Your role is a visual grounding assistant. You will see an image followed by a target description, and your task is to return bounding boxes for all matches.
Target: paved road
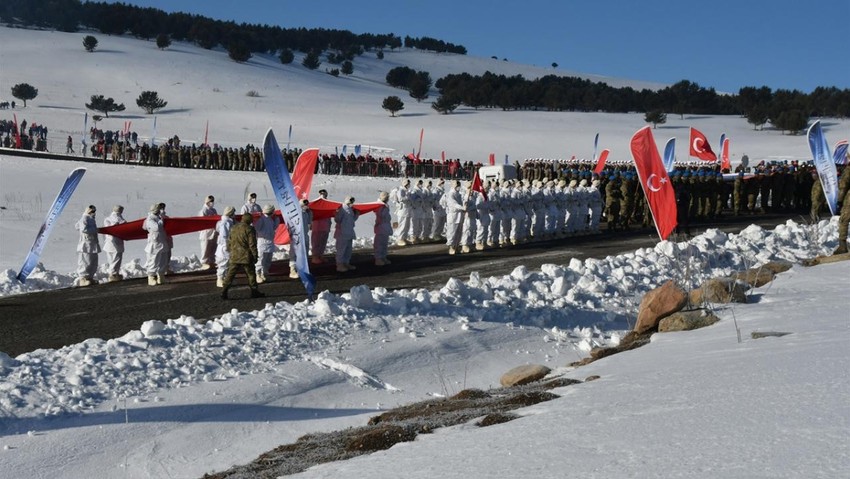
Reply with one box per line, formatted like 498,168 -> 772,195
0,214 -> 796,357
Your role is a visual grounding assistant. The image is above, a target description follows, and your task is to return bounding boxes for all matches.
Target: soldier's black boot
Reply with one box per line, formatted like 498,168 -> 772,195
250,289 -> 265,298
221,288 -> 229,300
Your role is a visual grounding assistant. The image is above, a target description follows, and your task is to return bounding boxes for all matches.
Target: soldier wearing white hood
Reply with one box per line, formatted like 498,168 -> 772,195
421,180 -> 435,242
102,204 -> 126,282
374,191 -> 393,266
500,181 -> 514,246
487,181 -> 502,247
430,180 -> 447,240
254,204 -> 280,283
410,179 -> 427,243
576,179 -> 591,233
142,203 -> 167,286
530,180 -> 546,239
334,196 -> 359,272
444,180 -> 469,254
565,180 -> 581,234
287,200 -> 312,279
554,180 -> 568,237
393,178 -> 413,246
474,182 -> 490,250
198,195 -> 218,270
588,179 -> 604,233
75,205 -> 101,287
214,206 -> 236,287
543,180 -> 559,238
311,189 -> 331,264
510,180 -> 526,244
459,182 -> 479,253
240,192 -> 262,215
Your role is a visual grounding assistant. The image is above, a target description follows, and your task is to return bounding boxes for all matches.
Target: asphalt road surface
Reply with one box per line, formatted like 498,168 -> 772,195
0,213 -> 801,357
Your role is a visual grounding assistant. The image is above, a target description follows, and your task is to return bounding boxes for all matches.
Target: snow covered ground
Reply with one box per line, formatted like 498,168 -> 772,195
1,25 -> 849,478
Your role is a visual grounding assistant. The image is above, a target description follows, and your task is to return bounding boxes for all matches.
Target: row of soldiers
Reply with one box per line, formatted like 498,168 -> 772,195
93,139 -> 273,172
390,177 -> 605,253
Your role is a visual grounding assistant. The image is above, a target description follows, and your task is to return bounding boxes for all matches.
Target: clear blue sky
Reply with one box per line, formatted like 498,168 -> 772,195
102,0 -> 849,93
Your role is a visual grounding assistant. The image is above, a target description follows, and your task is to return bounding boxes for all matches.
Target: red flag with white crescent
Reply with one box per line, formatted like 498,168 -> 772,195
416,128 -> 424,160
593,149 -> 610,174
689,127 -> 717,161
721,138 -> 731,171
441,150 -> 445,162
630,127 -> 677,240
471,170 -> 487,201
488,153 -> 495,166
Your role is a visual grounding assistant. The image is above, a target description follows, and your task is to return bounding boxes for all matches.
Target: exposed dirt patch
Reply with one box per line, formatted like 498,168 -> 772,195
202,379 -> 579,478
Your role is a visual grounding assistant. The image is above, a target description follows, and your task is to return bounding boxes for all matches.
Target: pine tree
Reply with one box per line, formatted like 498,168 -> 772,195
83,35 -> 98,52
279,48 -> 294,64
156,33 -> 171,50
431,95 -> 460,114
302,50 -> 321,70
644,110 -> 667,128
86,94 -> 126,118
382,96 -> 404,117
341,60 -> 354,75
11,83 -> 38,107
136,91 -> 168,114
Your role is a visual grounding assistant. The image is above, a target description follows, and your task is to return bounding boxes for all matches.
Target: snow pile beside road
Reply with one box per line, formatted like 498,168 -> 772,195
0,219 -> 837,422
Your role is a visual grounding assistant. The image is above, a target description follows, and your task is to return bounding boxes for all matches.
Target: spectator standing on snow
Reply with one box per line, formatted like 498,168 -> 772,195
76,205 -> 101,287
102,204 -> 126,282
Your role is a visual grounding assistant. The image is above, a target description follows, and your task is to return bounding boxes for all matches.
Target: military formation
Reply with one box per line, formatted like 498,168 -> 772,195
389,176 -> 605,254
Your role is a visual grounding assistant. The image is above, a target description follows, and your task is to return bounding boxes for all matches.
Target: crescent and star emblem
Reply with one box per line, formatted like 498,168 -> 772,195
646,173 -> 666,192
692,138 -> 705,153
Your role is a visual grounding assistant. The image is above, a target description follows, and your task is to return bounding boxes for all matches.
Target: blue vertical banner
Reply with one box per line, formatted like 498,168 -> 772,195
833,140 -> 848,165
17,168 -> 87,282
354,144 -> 361,157
663,137 -> 676,173
263,128 -> 316,298
592,132 -> 599,162
286,124 -> 292,152
807,120 -> 839,216
718,133 -> 726,157
81,113 -> 88,153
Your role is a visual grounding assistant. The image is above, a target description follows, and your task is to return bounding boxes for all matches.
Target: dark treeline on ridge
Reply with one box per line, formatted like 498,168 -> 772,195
432,74 -> 850,131
2,0 -> 848,131
0,0 -> 464,56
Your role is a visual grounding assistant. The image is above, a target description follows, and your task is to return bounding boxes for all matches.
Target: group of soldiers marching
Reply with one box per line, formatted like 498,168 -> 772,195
388,158 -> 848,254
390,176 -> 605,254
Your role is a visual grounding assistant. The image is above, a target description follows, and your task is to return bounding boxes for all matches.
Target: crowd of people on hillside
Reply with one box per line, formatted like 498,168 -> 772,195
1,117 -> 50,151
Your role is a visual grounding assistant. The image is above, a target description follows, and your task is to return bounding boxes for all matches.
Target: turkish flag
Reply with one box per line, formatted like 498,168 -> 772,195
471,171 -> 488,201
593,149 -> 610,174
630,127 -> 677,240
291,148 -> 319,200
689,127 -> 717,161
488,153 -> 495,166
721,138 -> 731,171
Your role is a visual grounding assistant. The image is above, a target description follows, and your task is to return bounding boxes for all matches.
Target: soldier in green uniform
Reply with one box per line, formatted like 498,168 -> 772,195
605,175 -> 622,232
835,167 -> 850,254
810,170 -> 825,222
220,213 -> 265,300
